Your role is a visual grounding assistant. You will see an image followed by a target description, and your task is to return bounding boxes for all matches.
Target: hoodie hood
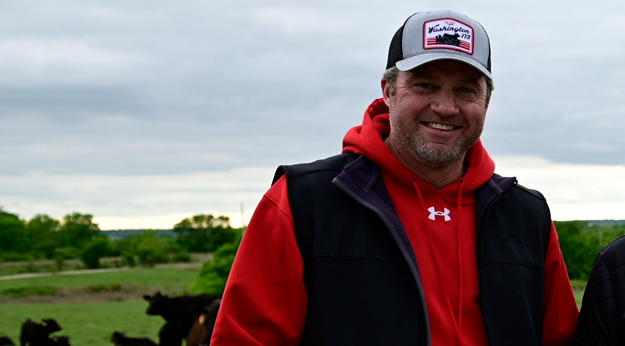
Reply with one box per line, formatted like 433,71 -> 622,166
342,98 -> 495,196
343,99 -> 497,343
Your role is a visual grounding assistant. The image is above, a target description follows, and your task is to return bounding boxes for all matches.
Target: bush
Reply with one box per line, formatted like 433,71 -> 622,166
110,230 -> 181,267
193,234 -> 242,294
136,234 -> 174,267
171,251 -> 191,263
81,238 -> 113,269
120,251 -> 136,267
32,240 -> 59,260
54,247 -> 80,271
0,252 -> 35,262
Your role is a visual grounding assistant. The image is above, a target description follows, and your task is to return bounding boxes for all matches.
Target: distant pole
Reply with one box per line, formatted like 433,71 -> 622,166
599,228 -> 602,247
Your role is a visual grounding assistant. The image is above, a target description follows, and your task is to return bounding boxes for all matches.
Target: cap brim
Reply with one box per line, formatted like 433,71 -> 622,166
396,52 -> 492,80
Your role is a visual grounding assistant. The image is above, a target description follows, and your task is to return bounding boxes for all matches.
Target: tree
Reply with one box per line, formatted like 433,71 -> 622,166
26,214 -> 61,259
135,230 -> 180,266
193,233 -> 242,294
114,234 -> 141,267
174,214 -> 238,252
136,235 -> 170,267
555,221 -> 602,280
81,237 -> 113,269
110,230 -> 185,267
58,212 -> 100,249
0,208 -> 29,256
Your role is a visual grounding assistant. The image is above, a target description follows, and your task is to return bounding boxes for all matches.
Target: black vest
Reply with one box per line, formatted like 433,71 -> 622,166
274,153 -> 552,346
573,234 -> 625,344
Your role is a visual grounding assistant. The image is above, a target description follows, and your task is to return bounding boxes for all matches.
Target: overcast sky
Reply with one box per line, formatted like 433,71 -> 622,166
2,0 -> 625,229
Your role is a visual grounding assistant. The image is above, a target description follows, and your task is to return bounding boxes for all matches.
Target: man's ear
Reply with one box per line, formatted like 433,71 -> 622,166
381,78 -> 391,106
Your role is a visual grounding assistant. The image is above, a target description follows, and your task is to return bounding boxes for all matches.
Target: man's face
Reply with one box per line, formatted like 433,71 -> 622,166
383,60 -> 489,167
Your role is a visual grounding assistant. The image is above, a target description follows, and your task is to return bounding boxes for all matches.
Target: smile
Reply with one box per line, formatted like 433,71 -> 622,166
424,122 -> 457,131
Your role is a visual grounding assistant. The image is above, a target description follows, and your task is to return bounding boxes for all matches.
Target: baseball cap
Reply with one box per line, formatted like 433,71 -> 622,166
386,10 -> 492,80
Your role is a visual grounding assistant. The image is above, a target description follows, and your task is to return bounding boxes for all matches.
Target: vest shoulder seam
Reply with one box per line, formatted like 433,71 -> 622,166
514,184 -> 547,201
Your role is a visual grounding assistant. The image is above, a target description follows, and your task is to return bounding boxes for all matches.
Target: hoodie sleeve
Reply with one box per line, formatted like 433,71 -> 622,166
542,222 -> 580,345
210,176 -> 308,346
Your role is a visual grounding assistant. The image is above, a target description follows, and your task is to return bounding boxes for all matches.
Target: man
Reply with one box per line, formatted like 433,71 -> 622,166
211,10 -> 579,345
573,235 -> 625,345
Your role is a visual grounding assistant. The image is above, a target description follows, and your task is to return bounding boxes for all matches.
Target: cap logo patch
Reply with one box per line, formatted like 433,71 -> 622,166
423,18 -> 474,55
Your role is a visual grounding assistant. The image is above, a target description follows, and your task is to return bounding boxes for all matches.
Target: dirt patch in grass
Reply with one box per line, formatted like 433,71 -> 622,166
0,253 -> 210,277
0,284 -> 181,304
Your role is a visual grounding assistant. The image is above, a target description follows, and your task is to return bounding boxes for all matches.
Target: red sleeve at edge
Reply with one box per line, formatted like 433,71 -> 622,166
542,222 -> 579,346
211,176 -> 307,346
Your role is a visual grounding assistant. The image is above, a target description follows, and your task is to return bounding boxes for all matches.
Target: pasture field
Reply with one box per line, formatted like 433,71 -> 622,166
0,267 -> 199,295
0,266 -> 200,346
0,265 -> 587,346
0,300 -> 161,346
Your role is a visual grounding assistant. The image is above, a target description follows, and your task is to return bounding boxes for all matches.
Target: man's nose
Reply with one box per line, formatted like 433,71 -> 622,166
430,89 -> 459,116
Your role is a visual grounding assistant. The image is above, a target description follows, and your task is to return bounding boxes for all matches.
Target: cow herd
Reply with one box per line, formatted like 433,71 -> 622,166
0,318 -> 68,346
141,292 -> 222,346
0,292 -> 222,346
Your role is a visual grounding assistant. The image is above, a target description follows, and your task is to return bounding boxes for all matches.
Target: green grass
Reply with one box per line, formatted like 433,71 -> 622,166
0,300 -> 162,346
0,268 -> 199,293
0,265 -> 588,345
0,267 -> 201,346
571,279 -> 586,310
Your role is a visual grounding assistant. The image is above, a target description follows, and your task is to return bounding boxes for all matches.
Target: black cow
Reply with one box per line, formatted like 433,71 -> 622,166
110,332 -> 157,346
45,337 -> 70,346
20,319 -> 62,346
186,299 -> 221,346
436,33 -> 461,46
0,336 -> 16,346
156,322 -> 182,346
143,292 -> 221,346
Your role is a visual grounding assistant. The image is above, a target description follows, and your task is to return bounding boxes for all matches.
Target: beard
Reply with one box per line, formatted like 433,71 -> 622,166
408,133 -> 472,165
388,116 -> 484,166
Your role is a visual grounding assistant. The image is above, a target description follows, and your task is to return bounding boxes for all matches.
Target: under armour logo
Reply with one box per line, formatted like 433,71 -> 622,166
428,207 -> 451,221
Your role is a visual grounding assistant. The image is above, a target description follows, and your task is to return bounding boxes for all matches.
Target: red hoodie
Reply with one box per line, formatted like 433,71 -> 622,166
211,99 -> 579,345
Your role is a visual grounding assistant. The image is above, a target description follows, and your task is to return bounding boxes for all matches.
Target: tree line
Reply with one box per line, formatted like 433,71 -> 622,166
2,205 -> 621,291
0,208 -> 242,271
555,220 -> 625,280
194,220 -> 625,294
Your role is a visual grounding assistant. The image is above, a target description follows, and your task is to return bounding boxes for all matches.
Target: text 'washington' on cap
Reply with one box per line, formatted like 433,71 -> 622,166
386,9 -> 492,80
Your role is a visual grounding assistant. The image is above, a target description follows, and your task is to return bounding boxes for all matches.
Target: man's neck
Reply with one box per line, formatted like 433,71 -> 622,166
408,160 -> 465,189
385,138 -> 466,189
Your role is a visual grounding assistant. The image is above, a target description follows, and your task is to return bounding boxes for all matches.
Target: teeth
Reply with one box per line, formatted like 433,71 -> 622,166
426,122 -> 455,131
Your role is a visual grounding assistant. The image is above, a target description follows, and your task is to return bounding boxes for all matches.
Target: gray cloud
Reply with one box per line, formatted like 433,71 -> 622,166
2,0 -> 625,225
